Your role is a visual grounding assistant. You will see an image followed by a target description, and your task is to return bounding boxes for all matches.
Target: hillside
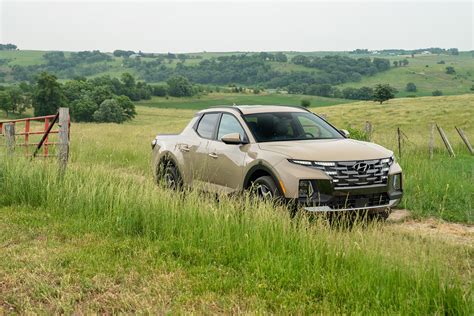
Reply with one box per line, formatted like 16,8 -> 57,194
339,52 -> 474,97
1,50 -> 473,98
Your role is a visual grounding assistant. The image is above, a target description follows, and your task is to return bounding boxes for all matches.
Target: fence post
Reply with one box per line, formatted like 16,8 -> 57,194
436,124 -> 455,157
429,124 -> 435,159
397,127 -> 402,159
4,123 -> 15,156
319,113 -> 327,120
455,127 -> 473,155
365,121 -> 372,141
58,108 -> 70,172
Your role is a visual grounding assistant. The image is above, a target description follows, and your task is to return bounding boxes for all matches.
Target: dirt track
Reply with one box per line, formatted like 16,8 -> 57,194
388,210 -> 474,247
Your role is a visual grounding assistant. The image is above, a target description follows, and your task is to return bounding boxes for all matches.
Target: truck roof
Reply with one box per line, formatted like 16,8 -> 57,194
199,105 -> 309,115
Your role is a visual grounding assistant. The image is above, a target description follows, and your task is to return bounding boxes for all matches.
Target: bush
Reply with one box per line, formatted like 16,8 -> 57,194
346,127 -> 370,141
445,66 -> 456,75
93,99 -> 126,123
405,82 -> 417,92
300,98 -> 311,108
167,75 -> 194,97
432,90 -> 443,96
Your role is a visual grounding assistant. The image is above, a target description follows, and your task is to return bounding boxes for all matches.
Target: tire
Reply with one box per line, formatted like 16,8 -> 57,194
252,175 -> 282,201
158,161 -> 182,190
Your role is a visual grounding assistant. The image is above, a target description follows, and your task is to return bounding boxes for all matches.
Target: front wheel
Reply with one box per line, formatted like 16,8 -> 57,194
157,160 -> 183,190
252,176 -> 282,201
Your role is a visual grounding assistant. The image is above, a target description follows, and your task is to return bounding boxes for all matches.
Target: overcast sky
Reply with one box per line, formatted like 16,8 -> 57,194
1,0 -> 472,53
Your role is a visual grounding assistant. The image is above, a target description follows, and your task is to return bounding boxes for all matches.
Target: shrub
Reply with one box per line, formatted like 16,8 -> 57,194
432,90 -> 443,96
93,99 -> 126,123
300,98 -> 311,108
346,127 -> 370,141
445,66 -> 456,75
167,75 -> 194,97
405,82 -> 417,92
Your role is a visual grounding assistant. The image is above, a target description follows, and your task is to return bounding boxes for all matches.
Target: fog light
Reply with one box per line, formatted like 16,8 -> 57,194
392,173 -> 402,190
299,180 -> 314,198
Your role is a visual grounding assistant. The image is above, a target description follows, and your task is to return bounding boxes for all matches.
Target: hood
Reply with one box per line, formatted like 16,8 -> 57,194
258,139 -> 392,161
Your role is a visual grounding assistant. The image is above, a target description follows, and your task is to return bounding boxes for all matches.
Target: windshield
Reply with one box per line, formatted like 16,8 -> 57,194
243,112 -> 343,142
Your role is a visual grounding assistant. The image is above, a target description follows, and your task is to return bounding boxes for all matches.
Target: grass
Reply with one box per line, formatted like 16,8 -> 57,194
0,160 -> 472,314
137,92 -> 354,110
0,94 -> 472,312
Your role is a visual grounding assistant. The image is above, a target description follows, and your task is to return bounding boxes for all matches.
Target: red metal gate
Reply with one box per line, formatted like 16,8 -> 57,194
0,108 -> 70,159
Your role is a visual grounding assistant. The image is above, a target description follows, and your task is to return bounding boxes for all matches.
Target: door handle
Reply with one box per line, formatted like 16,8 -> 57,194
208,152 -> 218,159
180,144 -> 190,152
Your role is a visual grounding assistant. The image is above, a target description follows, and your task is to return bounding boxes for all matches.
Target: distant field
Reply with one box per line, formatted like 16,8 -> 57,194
339,52 -> 474,96
136,92 -> 354,110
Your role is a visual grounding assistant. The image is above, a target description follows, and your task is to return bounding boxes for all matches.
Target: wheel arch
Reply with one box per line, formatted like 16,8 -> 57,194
243,163 -> 285,196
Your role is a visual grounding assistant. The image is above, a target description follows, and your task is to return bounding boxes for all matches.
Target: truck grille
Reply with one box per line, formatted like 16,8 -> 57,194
312,158 -> 393,188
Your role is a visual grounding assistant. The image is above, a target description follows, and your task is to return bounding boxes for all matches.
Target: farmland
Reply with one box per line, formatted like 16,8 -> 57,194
0,93 -> 473,313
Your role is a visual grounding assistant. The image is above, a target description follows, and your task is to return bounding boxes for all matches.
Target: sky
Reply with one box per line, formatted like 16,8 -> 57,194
0,0 -> 472,53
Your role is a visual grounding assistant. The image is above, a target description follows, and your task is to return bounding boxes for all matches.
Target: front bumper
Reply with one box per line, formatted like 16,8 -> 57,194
296,175 -> 403,213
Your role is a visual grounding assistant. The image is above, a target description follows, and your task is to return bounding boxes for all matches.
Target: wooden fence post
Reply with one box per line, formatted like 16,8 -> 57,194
365,121 -> 372,141
58,108 -> 70,172
436,124 -> 455,157
429,124 -> 435,159
4,123 -> 15,156
397,127 -> 402,159
455,127 -> 473,155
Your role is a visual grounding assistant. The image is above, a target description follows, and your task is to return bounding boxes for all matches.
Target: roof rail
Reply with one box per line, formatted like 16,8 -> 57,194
285,105 -> 312,113
208,105 -> 244,115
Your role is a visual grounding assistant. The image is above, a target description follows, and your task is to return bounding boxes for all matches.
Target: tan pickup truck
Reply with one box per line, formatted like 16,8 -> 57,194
152,105 -> 403,217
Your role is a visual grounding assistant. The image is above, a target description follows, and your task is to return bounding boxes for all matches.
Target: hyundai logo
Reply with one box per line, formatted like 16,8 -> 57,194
353,162 -> 369,174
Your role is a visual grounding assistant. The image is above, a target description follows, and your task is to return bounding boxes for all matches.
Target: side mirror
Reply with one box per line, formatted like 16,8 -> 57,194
340,129 -> 350,138
222,133 -> 246,145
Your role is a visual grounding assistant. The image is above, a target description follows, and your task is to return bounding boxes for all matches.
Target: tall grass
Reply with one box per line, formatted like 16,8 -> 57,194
0,158 -> 471,313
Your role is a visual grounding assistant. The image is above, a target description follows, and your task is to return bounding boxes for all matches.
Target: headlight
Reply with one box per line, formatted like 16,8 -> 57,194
381,155 -> 395,165
392,173 -> 402,190
288,159 -> 313,166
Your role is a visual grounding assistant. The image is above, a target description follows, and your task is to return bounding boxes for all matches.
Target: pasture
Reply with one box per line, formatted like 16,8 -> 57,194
0,94 -> 472,313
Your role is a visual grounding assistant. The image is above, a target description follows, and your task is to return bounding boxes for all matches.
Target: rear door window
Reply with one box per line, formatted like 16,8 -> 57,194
196,113 -> 220,139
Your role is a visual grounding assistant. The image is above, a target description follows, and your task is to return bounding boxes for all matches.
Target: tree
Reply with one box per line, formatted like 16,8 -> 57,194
152,84 -> 167,97
70,95 -> 98,122
405,82 -> 417,92
0,91 -> 13,117
33,72 -> 64,116
93,99 -> 126,123
274,52 -> 288,62
432,90 -> 443,96
373,84 -> 396,104
167,75 -> 194,97
445,66 -> 456,74
301,98 -> 311,108
402,59 -> 409,66
114,95 -> 136,120
393,61 -> 399,67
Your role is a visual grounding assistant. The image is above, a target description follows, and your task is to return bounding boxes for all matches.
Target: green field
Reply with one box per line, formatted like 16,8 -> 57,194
137,92 -> 354,110
0,93 -> 473,313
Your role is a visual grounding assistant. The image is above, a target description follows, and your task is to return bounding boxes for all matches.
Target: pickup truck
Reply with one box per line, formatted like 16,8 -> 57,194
152,105 -> 403,218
